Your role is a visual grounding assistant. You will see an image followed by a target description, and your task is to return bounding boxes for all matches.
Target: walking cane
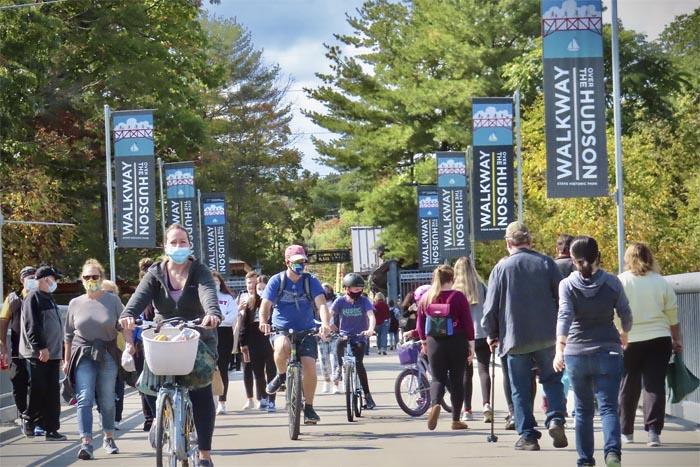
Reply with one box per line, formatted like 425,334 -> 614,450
486,349 -> 498,442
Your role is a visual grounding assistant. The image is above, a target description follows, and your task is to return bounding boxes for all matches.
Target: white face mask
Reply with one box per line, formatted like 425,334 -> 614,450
25,278 -> 38,291
47,279 -> 58,293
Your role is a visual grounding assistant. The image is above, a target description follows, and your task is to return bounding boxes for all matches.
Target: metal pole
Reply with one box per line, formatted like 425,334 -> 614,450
158,158 -> 166,245
611,0 -> 626,273
197,189 -> 203,260
0,207 -> 4,305
104,105 -> 116,281
515,90 -> 523,222
467,145 -> 475,264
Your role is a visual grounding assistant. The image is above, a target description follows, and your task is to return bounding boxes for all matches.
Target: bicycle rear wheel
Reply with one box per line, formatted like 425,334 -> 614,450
344,363 -> 354,422
156,393 -> 177,467
395,368 -> 430,417
288,366 -> 302,440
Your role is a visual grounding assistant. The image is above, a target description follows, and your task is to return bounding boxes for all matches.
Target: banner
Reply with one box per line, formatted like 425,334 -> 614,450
165,162 -> 199,257
542,0 -> 608,198
417,186 -> 441,269
436,152 -> 469,258
472,98 -> 516,240
113,110 -> 156,248
201,193 -> 229,276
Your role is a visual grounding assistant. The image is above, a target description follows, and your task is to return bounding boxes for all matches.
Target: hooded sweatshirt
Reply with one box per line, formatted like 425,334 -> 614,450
557,269 -> 633,356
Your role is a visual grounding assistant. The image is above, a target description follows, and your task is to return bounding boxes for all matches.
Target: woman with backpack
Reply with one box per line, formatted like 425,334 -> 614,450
416,265 -> 474,431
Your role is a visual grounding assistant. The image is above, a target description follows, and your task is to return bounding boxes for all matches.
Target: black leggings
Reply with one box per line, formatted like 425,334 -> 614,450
427,333 -> 468,421
245,330 -> 276,402
216,327 -> 234,402
463,338 -> 491,410
336,339 -> 371,395
189,385 -> 215,451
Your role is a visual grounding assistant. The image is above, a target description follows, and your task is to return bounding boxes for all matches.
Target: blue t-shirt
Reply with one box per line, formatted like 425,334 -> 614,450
262,272 -> 325,331
331,295 -> 375,337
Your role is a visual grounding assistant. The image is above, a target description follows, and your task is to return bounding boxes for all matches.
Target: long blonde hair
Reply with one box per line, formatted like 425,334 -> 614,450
453,257 -> 483,305
420,265 -> 454,309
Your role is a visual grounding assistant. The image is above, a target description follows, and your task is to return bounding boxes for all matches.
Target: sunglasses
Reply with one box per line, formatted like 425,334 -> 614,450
82,275 -> 101,281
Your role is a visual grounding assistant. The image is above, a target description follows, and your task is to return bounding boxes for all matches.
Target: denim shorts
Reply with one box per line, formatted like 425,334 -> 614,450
270,330 -> 318,360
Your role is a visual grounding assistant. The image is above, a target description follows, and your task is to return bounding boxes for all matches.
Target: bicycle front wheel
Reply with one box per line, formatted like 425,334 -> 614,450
182,397 -> 198,467
353,370 -> 362,418
395,368 -> 430,417
156,393 -> 177,467
287,366 -> 303,440
344,363 -> 354,422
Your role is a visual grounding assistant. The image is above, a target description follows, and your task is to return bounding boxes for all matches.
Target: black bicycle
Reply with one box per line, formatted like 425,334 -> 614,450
335,333 -> 367,422
278,328 -> 318,440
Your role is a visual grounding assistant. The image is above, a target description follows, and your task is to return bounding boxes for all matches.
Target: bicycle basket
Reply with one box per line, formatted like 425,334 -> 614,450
142,327 -> 200,376
397,341 -> 421,365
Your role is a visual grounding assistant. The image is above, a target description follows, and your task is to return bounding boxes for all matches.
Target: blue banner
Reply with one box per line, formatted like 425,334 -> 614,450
201,193 -> 229,276
165,161 -> 199,257
436,152 -> 469,258
417,186 -> 441,269
542,0 -> 608,198
472,98 -> 515,241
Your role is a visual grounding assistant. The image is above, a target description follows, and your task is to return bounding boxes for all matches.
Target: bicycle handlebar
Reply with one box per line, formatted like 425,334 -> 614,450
134,317 -> 203,331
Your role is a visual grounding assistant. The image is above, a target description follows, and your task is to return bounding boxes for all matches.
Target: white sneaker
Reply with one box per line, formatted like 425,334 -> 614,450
461,411 -> 473,421
483,403 -> 493,423
113,420 -> 120,431
322,381 -> 331,394
621,433 -> 633,444
647,431 -> 660,447
216,402 -> 226,415
242,399 -> 254,410
332,384 -> 341,394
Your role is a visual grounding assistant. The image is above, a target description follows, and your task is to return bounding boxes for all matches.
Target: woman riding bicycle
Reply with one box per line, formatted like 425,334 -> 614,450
120,224 -> 222,467
331,273 -> 377,409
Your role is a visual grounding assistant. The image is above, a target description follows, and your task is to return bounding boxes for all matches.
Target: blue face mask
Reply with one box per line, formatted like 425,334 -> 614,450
48,279 -> 58,293
26,278 -> 38,291
290,262 -> 305,275
215,284 -> 221,292
165,246 -> 191,265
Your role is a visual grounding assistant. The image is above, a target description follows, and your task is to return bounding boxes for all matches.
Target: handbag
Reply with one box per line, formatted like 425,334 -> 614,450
666,351 -> 700,404
211,368 -> 225,396
424,291 -> 458,337
175,339 -> 218,390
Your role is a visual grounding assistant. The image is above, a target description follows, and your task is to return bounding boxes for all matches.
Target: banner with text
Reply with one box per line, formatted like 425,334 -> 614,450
542,0 -> 608,198
472,97 -> 515,241
417,186 -> 441,269
165,161 -> 199,257
113,110 -> 156,248
436,152 -> 469,258
201,193 -> 229,276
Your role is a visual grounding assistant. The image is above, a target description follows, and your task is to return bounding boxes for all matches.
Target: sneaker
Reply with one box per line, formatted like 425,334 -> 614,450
77,442 -> 94,460
241,399 -> 254,410
21,419 -> 35,438
198,460 -> 214,467
216,402 -> 226,415
303,405 -> 321,425
365,394 -> 376,410
34,426 -> 46,436
427,404 -> 441,431
322,381 -> 331,394
647,430 -> 660,447
514,436 -> 541,451
548,418 -> 568,448
621,433 -> 633,444
143,419 -> 153,432
452,420 -> 469,430
267,401 -> 276,412
266,374 -> 286,395
605,451 -> 622,467
332,384 -> 341,395
258,398 -> 269,410
114,420 -> 121,431
45,431 -> 67,441
103,436 -> 119,454
483,403 -> 494,423
461,410 -> 473,421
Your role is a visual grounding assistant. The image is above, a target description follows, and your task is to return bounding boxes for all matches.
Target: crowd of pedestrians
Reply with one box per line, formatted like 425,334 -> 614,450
0,225 -> 685,467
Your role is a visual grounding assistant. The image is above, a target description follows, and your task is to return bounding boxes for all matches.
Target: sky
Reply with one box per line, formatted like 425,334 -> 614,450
204,0 -> 699,175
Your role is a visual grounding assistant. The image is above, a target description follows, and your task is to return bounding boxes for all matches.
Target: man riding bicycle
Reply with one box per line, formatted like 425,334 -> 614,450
258,245 -> 331,425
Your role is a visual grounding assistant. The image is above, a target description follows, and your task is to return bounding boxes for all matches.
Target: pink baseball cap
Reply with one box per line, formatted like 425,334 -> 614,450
285,244 -> 308,262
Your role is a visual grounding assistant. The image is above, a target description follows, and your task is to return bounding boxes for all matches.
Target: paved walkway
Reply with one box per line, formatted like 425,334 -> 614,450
1,350 -> 698,466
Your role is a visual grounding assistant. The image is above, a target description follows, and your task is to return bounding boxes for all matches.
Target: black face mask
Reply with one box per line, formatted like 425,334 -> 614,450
348,291 -> 363,300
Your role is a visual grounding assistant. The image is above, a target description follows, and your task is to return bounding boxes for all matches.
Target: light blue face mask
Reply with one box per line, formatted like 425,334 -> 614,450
48,279 -> 58,293
26,279 -> 38,291
165,246 -> 191,265
215,284 -> 221,292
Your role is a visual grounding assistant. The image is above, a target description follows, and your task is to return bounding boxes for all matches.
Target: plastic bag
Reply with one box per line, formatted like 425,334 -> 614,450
171,328 -> 199,342
121,349 -> 136,372
666,351 -> 700,404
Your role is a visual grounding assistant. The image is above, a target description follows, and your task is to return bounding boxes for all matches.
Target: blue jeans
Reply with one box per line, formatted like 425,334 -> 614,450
507,346 -> 566,440
376,321 -> 389,351
565,352 -> 624,466
75,352 -> 118,438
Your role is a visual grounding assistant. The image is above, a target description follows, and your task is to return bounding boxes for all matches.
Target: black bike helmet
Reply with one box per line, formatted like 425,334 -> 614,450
342,273 -> 365,288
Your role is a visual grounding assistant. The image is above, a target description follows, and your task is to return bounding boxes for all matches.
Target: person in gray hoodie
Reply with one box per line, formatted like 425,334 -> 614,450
554,236 -> 633,467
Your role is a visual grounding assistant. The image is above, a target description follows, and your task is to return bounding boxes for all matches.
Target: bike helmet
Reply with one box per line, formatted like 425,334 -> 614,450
413,284 -> 431,302
342,273 -> 365,288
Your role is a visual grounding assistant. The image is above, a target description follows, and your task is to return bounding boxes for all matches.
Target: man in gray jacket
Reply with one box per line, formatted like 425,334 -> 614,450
20,266 -> 67,441
482,222 -> 566,451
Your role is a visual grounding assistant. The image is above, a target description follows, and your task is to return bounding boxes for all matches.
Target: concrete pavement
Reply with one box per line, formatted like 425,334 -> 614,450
1,350 -> 698,467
